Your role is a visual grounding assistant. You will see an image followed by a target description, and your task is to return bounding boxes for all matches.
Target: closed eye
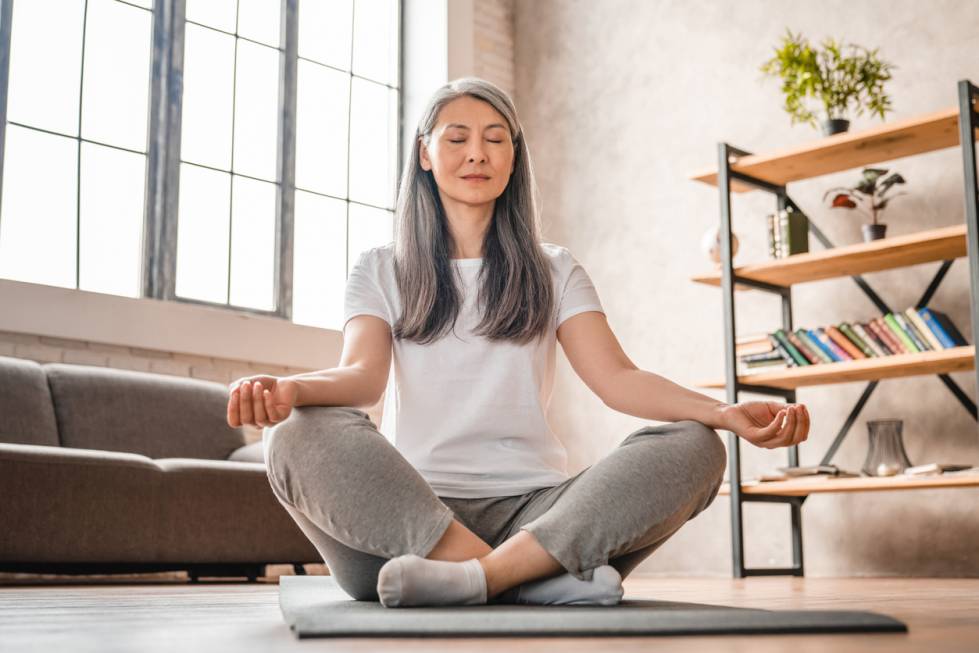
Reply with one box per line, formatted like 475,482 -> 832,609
449,139 -> 504,143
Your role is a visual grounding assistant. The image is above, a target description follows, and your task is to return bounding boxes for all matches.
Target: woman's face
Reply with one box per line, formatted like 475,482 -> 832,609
419,95 -> 515,208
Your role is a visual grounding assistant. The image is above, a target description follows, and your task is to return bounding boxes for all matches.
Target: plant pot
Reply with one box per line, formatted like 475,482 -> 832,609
862,223 -> 887,241
821,118 -> 850,136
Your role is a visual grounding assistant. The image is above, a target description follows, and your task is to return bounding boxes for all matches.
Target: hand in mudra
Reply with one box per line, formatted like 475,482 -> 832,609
227,375 -> 299,428
719,401 -> 810,449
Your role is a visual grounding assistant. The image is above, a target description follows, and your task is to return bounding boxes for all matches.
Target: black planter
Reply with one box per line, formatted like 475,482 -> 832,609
862,223 -> 887,241
822,118 -> 850,136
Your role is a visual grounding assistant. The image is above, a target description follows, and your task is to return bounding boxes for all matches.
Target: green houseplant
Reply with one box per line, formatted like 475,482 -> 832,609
760,29 -> 896,136
822,167 -> 907,241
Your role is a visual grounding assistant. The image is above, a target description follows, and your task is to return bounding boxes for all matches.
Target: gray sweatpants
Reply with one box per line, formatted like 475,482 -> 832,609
263,406 -> 727,602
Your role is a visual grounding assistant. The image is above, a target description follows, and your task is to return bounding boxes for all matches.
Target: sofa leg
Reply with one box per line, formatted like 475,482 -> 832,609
293,563 -> 306,576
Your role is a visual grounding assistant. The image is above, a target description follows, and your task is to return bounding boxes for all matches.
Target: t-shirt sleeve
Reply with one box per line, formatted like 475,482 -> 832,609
556,249 -> 605,327
343,249 -> 391,330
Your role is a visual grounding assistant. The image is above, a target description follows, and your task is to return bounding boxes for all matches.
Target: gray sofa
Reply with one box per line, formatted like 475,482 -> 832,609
0,355 -> 320,581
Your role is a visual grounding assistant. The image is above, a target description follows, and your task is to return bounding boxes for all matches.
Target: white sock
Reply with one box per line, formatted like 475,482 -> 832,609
376,554 -> 487,608
514,565 -> 624,605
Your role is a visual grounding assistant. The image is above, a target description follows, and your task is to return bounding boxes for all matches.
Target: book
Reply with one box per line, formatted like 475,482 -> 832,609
826,325 -> 865,359
814,327 -> 850,361
797,328 -> 834,363
839,322 -> 876,357
787,331 -> 822,364
853,322 -> 888,357
772,329 -> 810,365
905,307 -> 944,350
897,310 -> 933,351
767,334 -> 798,366
923,308 -> 969,347
903,463 -> 974,476
778,206 -> 810,256
884,313 -> 918,352
870,317 -> 906,354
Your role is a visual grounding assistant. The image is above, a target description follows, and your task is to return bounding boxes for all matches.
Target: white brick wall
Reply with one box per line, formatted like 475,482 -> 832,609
473,0 -> 515,100
0,329 -> 385,443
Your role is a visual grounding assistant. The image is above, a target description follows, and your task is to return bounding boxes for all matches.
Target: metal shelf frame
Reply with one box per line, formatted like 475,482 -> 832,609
714,79 -> 979,578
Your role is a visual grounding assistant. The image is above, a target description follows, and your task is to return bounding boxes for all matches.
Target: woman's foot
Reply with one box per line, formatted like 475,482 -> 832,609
511,564 -> 624,605
376,554 -> 487,608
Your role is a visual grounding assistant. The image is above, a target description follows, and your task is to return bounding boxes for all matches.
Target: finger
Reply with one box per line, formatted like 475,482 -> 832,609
263,388 -> 281,423
792,406 -> 810,445
227,386 -> 241,427
754,409 -> 787,443
239,380 -> 255,425
777,406 -> 798,446
252,381 -> 270,426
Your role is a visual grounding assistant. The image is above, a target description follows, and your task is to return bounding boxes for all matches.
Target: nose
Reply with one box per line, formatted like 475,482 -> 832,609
466,141 -> 487,163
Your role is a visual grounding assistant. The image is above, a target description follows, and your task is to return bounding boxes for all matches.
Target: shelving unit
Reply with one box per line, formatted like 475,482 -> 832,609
689,79 -> 979,579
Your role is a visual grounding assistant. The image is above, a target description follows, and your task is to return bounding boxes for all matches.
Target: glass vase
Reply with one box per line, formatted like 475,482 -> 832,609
861,419 -> 913,477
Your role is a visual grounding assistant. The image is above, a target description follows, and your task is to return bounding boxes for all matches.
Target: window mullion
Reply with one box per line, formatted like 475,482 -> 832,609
143,0 -> 186,302
275,0 -> 298,320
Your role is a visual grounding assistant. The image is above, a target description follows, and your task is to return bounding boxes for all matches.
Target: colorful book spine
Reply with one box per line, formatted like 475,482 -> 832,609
919,308 -> 963,348
894,312 -> 929,351
905,308 -> 944,350
839,322 -> 876,357
884,313 -> 919,352
814,327 -> 851,360
931,309 -> 969,346
899,310 -> 933,351
767,334 -> 797,366
870,317 -> 905,354
797,329 -> 833,363
787,331 -> 821,364
772,329 -> 809,365
826,325 -> 865,359
806,328 -> 840,361
853,322 -> 888,357
853,321 -> 894,356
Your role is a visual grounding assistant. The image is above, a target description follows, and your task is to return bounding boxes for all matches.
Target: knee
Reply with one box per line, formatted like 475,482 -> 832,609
263,406 -> 372,497
679,420 -> 727,487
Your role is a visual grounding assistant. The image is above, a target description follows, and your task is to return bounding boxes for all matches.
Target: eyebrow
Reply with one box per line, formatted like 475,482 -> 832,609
445,123 -> 507,131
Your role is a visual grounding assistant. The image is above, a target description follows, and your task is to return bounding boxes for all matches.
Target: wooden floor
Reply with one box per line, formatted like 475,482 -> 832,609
1,567 -> 977,652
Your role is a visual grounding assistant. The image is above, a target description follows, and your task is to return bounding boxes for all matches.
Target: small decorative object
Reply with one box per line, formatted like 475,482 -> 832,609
767,206 -> 810,258
759,29 -> 896,135
861,419 -> 913,477
823,167 -> 907,241
701,224 -> 739,267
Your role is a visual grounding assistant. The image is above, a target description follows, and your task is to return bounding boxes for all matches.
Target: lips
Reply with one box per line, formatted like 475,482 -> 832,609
462,175 -> 490,179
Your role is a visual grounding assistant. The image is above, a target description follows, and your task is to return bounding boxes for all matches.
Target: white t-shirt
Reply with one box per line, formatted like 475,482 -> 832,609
342,242 -> 605,498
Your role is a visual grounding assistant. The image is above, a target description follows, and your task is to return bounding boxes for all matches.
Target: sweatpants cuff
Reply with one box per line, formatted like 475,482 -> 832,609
415,504 -> 455,558
519,521 -> 599,582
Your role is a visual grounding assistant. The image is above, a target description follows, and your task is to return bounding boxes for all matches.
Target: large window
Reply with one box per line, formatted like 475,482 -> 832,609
0,0 -> 402,332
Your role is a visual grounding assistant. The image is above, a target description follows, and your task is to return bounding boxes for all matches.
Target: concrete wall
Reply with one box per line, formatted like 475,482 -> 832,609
515,0 -> 979,576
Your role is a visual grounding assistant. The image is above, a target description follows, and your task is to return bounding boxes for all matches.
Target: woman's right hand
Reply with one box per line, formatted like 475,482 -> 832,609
227,375 -> 299,428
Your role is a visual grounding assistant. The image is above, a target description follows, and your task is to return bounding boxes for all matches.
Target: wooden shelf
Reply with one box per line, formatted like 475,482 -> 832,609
695,345 -> 975,390
691,224 -> 968,289
689,106 -> 979,192
717,472 -> 979,496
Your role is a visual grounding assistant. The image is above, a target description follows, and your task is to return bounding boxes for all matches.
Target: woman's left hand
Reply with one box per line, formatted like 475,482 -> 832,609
717,401 -> 810,449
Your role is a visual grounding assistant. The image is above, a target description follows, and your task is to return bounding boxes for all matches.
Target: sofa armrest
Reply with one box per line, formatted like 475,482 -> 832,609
0,442 -> 159,471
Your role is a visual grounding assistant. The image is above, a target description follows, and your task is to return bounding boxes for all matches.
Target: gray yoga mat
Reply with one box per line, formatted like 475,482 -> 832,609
278,575 -> 908,638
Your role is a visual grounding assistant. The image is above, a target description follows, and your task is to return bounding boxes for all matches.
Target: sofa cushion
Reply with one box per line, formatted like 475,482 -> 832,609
0,355 -> 60,447
43,362 -> 246,461
228,440 -> 265,463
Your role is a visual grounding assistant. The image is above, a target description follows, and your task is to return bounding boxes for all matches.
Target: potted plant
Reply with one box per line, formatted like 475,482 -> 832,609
823,167 -> 906,241
760,29 -> 896,136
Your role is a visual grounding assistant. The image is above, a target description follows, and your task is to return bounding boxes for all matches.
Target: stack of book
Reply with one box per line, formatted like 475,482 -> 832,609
736,306 -> 970,373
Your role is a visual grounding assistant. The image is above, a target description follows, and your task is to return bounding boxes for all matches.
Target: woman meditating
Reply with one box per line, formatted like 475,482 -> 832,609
226,77 -> 810,608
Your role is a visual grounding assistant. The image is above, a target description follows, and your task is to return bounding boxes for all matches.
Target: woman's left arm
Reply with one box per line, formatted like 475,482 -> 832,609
557,311 -> 810,449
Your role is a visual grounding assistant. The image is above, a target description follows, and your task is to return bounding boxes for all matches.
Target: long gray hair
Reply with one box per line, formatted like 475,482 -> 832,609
392,77 -> 554,346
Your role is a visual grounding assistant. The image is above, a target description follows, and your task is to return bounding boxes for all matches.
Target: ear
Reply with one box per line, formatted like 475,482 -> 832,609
419,139 -> 432,171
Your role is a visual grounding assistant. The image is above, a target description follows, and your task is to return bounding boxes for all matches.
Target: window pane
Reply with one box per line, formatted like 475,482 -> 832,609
78,143 -> 145,298
176,163 -> 231,303
292,190 -> 346,330
0,126 -> 78,288
348,78 -> 397,209
181,24 -> 235,170
82,0 -> 152,152
348,203 -> 393,275
233,40 -> 280,182
186,0 -> 237,32
6,0 -> 84,135
238,0 -> 281,48
352,0 -> 399,87
295,61 -> 348,197
228,175 -> 276,311
297,0 -> 352,70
